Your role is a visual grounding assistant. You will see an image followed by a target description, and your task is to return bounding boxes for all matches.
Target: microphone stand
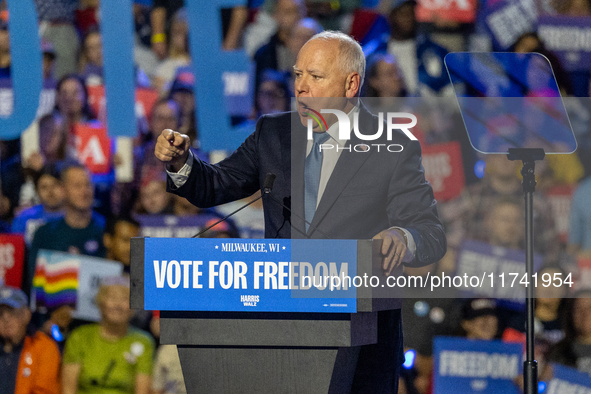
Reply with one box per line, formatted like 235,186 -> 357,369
192,174 -> 275,238
507,147 -> 545,394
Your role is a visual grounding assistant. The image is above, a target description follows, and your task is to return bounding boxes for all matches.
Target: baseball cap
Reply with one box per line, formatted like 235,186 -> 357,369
462,298 -> 497,320
0,286 -> 28,309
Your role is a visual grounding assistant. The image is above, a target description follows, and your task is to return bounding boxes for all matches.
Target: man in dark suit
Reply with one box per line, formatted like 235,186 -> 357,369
155,31 -> 446,393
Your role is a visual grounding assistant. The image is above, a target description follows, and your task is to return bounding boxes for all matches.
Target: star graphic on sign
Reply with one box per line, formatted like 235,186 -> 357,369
215,245 -> 218,249
282,246 -> 286,250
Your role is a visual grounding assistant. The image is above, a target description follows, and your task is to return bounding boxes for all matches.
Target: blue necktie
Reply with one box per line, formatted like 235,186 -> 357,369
305,132 -> 330,232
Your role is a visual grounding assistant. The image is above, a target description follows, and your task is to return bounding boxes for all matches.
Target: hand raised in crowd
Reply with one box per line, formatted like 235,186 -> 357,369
154,129 -> 191,172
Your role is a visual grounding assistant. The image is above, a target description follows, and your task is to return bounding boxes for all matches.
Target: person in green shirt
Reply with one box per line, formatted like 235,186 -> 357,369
62,277 -> 154,394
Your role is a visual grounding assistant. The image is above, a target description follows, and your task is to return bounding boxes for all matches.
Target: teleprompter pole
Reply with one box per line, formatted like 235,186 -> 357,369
507,148 -> 545,394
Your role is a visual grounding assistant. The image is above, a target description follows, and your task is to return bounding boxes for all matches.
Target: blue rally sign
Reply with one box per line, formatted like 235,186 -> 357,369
433,336 -> 523,394
143,238 -> 357,312
547,364 -> 591,393
0,0 -> 42,140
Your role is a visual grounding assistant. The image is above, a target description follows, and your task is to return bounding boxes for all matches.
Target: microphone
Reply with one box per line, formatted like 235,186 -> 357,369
192,173 -> 276,238
264,193 -> 332,239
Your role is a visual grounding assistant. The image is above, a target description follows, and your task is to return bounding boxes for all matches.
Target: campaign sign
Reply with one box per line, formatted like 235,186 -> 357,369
477,0 -> 538,50
0,234 -> 25,288
73,123 -> 111,174
546,185 -> 574,244
416,0 -> 477,23
173,65 -> 255,118
455,240 -> 542,305
136,213 -> 231,238
422,141 -> 465,201
87,85 -> 106,122
0,79 -> 56,119
143,238 -> 357,312
433,336 -> 522,394
88,85 -> 160,123
33,250 -> 122,321
538,16 -> 591,72
547,364 -> 591,394
135,87 -> 159,120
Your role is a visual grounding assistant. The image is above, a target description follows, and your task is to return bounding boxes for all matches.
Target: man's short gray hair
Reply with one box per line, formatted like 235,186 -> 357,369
309,30 -> 366,89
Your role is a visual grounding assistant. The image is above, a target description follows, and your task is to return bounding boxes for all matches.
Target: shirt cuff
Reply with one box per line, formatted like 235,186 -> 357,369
166,150 -> 194,188
390,226 -> 416,263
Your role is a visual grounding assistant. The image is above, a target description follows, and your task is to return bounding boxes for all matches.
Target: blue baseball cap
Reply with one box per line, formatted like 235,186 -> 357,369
0,286 -> 28,309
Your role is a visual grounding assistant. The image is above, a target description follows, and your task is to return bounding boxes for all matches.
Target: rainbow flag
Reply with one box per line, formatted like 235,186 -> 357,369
33,250 -> 79,309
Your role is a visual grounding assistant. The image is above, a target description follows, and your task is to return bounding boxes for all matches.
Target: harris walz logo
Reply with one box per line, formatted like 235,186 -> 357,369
304,108 -> 418,153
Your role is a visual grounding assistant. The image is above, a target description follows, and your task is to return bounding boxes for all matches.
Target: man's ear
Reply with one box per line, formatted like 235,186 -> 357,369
345,73 -> 361,98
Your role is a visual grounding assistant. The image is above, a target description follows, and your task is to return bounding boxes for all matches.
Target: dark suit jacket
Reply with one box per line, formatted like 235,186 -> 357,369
168,107 -> 445,265
167,106 -> 446,393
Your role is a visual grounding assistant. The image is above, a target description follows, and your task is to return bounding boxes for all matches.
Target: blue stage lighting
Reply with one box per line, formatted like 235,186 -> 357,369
51,324 -> 64,342
403,349 -> 416,369
474,160 -> 486,179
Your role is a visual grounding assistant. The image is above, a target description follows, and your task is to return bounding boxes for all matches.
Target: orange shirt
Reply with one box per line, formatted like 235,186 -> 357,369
14,331 -> 61,394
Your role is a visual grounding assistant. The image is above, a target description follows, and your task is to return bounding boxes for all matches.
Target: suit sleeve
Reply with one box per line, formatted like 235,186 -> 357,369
167,117 -> 266,208
386,140 -> 447,267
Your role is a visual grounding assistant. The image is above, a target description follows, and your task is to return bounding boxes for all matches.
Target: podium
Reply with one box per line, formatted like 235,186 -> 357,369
130,237 -> 400,393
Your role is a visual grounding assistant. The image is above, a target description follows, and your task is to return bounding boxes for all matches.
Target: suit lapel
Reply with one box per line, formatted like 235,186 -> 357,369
290,113 -> 307,238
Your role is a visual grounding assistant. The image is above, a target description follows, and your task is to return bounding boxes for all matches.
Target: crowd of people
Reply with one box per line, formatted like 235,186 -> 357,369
1,0 -> 591,393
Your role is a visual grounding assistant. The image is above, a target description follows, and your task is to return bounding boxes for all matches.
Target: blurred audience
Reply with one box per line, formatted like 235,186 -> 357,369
62,277 -> 154,394
364,53 -> 407,98
34,0 -> 80,79
104,216 -> 140,274
167,70 -> 197,144
152,345 -> 187,394
79,29 -> 103,87
441,154 -> 559,269
135,176 -> 173,216
153,8 -> 190,94
255,69 -> 291,116
28,164 -> 106,294
253,0 -> 305,91
460,299 -> 499,340
553,0 -> 591,15
547,290 -> 591,375
150,0 -> 185,61
504,265 -> 568,346
569,175 -> 591,257
12,165 -> 64,245
53,74 -> 97,157
0,285 -> 61,394
0,20 -> 9,79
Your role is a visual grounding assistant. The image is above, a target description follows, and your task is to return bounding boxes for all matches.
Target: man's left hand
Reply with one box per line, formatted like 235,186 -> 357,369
373,228 -> 412,276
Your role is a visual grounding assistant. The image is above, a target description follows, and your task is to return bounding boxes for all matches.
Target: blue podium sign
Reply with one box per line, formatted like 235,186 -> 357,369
143,238 -> 357,313
433,337 -> 523,394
